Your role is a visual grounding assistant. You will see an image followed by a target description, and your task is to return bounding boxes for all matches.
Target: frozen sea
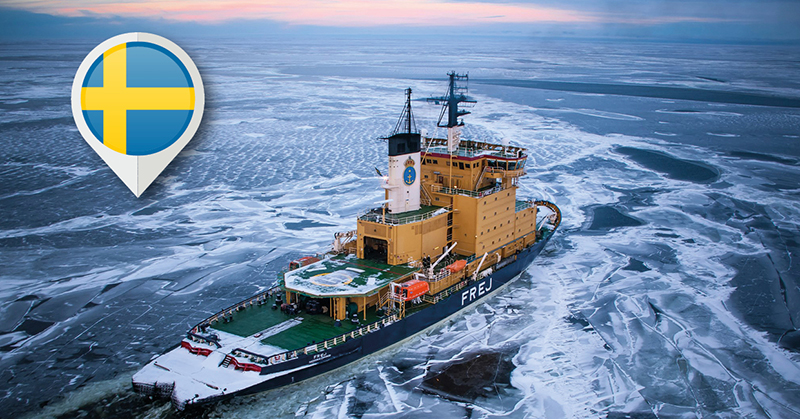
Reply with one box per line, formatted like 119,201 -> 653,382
1,37 -> 800,418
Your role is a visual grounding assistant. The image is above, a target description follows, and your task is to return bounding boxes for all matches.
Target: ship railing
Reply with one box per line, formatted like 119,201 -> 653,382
378,290 -> 391,309
190,286 -> 281,334
534,200 -> 562,229
425,268 -> 453,283
358,205 -> 451,226
230,348 -> 271,366
431,184 -> 503,199
425,146 -> 525,161
421,294 -> 438,304
186,332 -> 221,348
423,138 -> 526,159
515,200 -> 534,212
424,254 -> 473,282
425,279 -> 471,304
225,314 -> 401,371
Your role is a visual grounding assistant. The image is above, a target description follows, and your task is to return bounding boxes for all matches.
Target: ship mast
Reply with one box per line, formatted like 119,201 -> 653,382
382,88 -> 422,214
392,88 -> 416,136
427,72 -> 476,153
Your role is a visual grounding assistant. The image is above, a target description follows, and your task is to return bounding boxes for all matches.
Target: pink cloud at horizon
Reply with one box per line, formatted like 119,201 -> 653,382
3,0 -> 592,26
2,0 -> 733,27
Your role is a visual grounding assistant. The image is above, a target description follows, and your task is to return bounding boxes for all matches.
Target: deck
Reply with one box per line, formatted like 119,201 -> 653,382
209,294 -> 387,352
358,205 -> 448,226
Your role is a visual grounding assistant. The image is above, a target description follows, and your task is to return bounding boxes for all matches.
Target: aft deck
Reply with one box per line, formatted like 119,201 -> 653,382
209,294 -> 387,352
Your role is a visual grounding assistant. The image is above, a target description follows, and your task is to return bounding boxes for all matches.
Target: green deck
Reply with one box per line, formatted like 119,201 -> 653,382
210,301 -> 290,338
209,296 -> 388,351
261,306 -> 383,349
283,254 -> 418,298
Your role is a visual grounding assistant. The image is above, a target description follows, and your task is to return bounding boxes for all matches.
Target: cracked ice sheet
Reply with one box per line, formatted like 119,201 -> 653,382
4,39 -> 800,419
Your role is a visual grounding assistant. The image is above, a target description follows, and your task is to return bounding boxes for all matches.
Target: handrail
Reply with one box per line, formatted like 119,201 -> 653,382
226,314 -> 401,369
186,332 -> 221,348
191,286 -> 280,334
423,138 -> 527,160
358,205 -> 451,226
534,200 -> 562,229
230,348 -> 271,365
431,184 -> 503,198
515,200 -> 533,212
425,279 -> 471,304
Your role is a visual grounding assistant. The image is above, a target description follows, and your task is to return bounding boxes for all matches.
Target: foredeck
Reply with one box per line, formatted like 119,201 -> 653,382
208,294 -> 386,352
283,254 -> 418,297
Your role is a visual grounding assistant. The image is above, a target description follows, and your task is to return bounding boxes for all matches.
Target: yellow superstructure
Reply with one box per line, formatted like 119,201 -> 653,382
279,74 -> 553,324
356,137 -> 536,267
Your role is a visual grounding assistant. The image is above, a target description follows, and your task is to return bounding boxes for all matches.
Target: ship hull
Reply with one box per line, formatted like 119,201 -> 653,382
163,234 -> 553,409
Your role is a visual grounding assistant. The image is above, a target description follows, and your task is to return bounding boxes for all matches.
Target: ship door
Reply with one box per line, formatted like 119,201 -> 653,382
364,236 -> 388,263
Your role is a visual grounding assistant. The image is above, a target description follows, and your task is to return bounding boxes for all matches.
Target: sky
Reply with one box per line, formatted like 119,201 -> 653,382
1,0 -> 799,42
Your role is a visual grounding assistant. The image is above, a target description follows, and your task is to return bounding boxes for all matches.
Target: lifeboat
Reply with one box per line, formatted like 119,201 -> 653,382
446,259 -> 467,273
399,279 -> 429,301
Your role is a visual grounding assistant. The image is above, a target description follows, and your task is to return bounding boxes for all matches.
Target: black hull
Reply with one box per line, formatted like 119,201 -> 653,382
223,235 -> 553,402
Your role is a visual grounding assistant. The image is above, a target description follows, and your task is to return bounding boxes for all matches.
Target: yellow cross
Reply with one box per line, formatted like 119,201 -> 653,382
81,43 -> 195,154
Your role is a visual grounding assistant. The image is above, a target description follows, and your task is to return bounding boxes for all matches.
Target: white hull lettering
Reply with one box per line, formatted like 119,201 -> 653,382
460,278 -> 494,306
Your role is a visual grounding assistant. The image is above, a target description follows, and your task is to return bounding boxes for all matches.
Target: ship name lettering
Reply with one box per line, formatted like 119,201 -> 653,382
461,278 -> 493,306
312,353 -> 330,362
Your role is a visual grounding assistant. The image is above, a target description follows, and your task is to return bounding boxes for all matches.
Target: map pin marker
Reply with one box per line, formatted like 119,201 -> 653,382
71,33 -> 205,197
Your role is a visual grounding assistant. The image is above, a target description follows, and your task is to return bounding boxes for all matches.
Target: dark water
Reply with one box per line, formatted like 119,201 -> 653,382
615,146 -> 720,183
1,38 -> 799,418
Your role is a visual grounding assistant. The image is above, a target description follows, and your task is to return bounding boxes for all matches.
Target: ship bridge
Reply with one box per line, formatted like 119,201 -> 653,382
422,138 -> 528,185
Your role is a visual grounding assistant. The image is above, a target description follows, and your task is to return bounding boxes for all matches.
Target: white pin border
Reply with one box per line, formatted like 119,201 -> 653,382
71,32 -> 205,197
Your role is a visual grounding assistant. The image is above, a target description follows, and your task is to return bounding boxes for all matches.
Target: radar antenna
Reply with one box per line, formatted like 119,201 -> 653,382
426,72 -> 476,128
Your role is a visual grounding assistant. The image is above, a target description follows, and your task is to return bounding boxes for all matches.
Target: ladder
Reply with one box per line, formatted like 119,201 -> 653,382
220,355 -> 232,368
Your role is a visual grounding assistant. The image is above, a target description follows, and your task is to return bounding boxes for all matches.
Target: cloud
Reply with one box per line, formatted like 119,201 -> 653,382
2,0 -> 597,26
1,0 -> 798,42
6,0 -> 795,28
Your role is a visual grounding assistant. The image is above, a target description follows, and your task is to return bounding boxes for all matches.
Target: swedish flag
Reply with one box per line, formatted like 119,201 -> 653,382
80,42 -> 195,156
